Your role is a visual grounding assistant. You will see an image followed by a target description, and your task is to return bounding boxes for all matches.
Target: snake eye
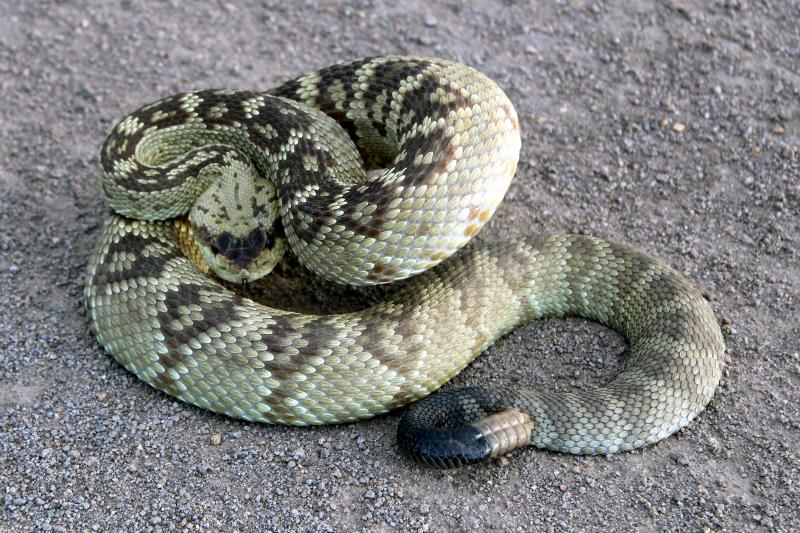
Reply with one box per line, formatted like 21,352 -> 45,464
264,233 -> 275,250
210,242 -> 221,255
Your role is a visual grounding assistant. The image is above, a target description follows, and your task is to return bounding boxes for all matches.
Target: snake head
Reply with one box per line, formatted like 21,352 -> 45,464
188,155 -> 287,284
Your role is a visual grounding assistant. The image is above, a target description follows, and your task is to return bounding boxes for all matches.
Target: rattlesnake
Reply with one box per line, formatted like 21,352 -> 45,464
85,56 -> 725,467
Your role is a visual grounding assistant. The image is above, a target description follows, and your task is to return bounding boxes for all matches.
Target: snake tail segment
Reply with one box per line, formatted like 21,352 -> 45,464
397,387 -> 533,468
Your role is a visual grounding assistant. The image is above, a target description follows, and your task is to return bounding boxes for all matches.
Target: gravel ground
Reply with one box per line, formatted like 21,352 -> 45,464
1,1 -> 798,531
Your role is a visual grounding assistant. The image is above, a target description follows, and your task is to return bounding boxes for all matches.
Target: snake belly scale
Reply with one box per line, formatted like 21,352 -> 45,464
85,56 -> 725,467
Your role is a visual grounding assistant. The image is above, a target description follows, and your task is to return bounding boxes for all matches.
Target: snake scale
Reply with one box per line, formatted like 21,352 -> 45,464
85,56 -> 725,467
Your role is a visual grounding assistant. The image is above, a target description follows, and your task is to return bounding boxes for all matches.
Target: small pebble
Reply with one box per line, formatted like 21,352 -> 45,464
671,453 -> 691,466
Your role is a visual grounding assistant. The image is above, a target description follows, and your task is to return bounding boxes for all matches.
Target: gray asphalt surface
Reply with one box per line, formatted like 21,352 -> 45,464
1,1 -> 798,531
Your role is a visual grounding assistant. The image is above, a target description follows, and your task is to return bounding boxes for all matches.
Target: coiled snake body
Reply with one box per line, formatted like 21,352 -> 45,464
85,56 -> 725,467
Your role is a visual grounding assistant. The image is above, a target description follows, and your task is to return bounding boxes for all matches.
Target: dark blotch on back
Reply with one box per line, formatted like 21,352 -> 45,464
360,58 -> 432,139
94,233 -> 177,286
257,316 -> 344,422
156,283 -> 242,368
